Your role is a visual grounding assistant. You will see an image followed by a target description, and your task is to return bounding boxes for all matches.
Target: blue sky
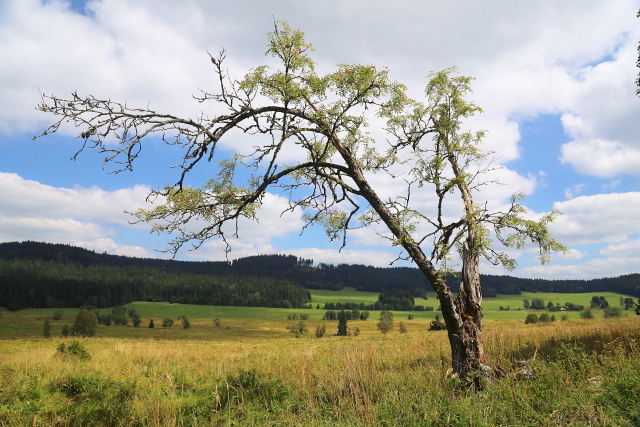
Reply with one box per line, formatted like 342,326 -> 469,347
0,0 -> 639,279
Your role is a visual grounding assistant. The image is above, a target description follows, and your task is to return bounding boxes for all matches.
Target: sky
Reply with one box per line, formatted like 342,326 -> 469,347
0,0 -> 639,280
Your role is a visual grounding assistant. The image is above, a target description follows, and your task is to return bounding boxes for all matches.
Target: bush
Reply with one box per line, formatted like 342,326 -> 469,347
525,313 -> 539,324
213,318 -> 221,328
60,324 -> 70,337
42,319 -> 52,338
377,310 -> 394,334
148,319 -> 154,328
71,310 -> 98,337
162,318 -> 174,328
428,314 -> 446,331
286,321 -> 307,334
603,307 -> 622,318
131,315 -> 142,327
539,313 -> 551,323
337,310 -> 348,336
530,298 -> 545,310
315,322 -> 326,338
580,309 -> 594,319
561,314 -> 569,321
399,321 -> 407,333
52,310 -> 63,320
57,340 -> 91,361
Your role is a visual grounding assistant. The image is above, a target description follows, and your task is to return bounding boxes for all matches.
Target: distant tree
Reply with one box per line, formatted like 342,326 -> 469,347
337,310 -> 349,336
407,314 -> 414,320
590,296 -> 609,309
623,298 -> 634,310
580,309 -> 594,319
360,311 -> 369,321
524,313 -> 539,324
351,309 -> 360,320
148,319 -> 155,328
315,322 -> 326,338
42,319 -> 52,338
561,314 -> 569,321
213,318 -> 221,328
550,315 -> 556,322
132,314 -> 142,327
52,310 -> 63,320
181,315 -> 191,329
538,313 -> 551,323
71,309 -> 98,337
399,321 -> 407,334
603,307 -> 621,318
162,318 -> 174,328
546,301 -> 554,310
522,299 -> 530,309
286,321 -> 307,334
60,324 -> 70,337
428,314 -> 447,330
377,311 -> 394,334
530,298 -> 545,310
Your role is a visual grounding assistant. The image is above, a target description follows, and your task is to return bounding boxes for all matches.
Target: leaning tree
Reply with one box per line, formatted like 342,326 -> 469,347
36,22 -> 564,387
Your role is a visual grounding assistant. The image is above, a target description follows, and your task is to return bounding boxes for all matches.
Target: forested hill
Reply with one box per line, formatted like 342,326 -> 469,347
0,242 -> 639,311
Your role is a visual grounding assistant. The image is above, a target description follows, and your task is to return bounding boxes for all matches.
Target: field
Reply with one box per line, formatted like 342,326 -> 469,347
1,290 -> 639,426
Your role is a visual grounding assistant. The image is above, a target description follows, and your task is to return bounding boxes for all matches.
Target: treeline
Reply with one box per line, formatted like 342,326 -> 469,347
0,256 -> 310,311
1,242 -> 639,312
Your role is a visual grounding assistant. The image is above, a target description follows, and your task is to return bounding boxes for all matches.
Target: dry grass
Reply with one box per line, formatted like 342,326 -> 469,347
1,316 -> 639,426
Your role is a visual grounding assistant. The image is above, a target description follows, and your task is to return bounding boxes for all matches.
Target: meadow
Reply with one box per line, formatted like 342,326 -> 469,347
1,290 -> 639,426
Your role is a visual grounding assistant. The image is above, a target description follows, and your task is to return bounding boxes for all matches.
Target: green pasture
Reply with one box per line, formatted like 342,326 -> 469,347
12,289 -> 636,326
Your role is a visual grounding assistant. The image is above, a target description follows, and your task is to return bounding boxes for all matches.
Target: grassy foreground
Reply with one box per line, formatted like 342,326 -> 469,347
1,314 -> 639,426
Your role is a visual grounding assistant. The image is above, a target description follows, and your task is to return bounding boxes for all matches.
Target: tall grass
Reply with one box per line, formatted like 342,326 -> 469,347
0,317 -> 638,426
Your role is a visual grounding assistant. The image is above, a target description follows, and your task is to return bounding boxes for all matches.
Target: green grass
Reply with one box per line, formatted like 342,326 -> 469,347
14,288 -> 636,324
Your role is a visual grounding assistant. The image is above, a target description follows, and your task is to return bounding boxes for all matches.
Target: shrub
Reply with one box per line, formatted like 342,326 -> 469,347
286,321 -> 307,334
52,310 -> 63,320
217,370 -> 287,410
561,314 -> 569,321
162,318 -> 174,328
148,319 -> 155,328
131,315 -> 142,327
603,307 -> 622,318
360,310 -> 370,320
399,321 -> 407,333
428,314 -> 446,330
580,309 -> 594,319
315,322 -> 326,338
181,315 -> 191,329
60,324 -> 71,337
539,313 -> 551,323
57,340 -> 91,361
349,326 -> 360,336
71,310 -> 98,337
213,318 -> 221,328
377,310 -> 394,334
337,310 -> 349,336
42,319 -> 52,338
530,298 -> 545,310
525,313 -> 539,324
407,314 -> 414,320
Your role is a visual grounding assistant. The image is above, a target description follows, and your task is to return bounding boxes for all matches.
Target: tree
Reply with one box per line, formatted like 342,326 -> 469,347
377,310 -> 394,334
213,318 -> 222,328
148,319 -> 155,328
71,309 -> 98,337
580,309 -> 594,319
60,324 -> 70,337
162,318 -> 174,328
429,314 -> 447,330
181,315 -> 191,329
337,310 -> 348,336
603,307 -> 621,318
399,321 -> 407,333
538,313 -> 551,323
315,322 -> 326,338
524,313 -> 538,324
636,298 -> 640,315
132,314 -> 142,327
42,319 -> 52,338
530,298 -> 545,310
36,22 -> 563,386
522,299 -> 530,309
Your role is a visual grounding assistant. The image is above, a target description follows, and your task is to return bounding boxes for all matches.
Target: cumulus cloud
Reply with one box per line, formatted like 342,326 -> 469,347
0,172 -> 153,244
548,192 -> 640,246
74,238 -> 154,258
600,239 -> 640,257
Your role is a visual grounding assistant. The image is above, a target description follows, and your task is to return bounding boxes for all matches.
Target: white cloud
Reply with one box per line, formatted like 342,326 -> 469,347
548,192 -> 640,246
74,237 -> 154,258
0,171 -> 153,243
555,248 -> 586,261
600,239 -> 640,257
564,183 -> 586,200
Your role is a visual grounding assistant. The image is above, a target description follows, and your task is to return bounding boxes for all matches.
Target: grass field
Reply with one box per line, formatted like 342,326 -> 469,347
0,310 -> 639,426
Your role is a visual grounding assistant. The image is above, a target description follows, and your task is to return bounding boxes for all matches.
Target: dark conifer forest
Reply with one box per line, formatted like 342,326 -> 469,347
0,241 -> 638,311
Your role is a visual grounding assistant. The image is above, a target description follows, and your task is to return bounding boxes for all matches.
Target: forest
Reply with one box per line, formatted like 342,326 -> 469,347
0,241 -> 638,311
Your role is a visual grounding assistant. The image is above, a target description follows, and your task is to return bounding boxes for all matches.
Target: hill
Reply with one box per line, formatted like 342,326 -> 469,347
0,241 -> 638,311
